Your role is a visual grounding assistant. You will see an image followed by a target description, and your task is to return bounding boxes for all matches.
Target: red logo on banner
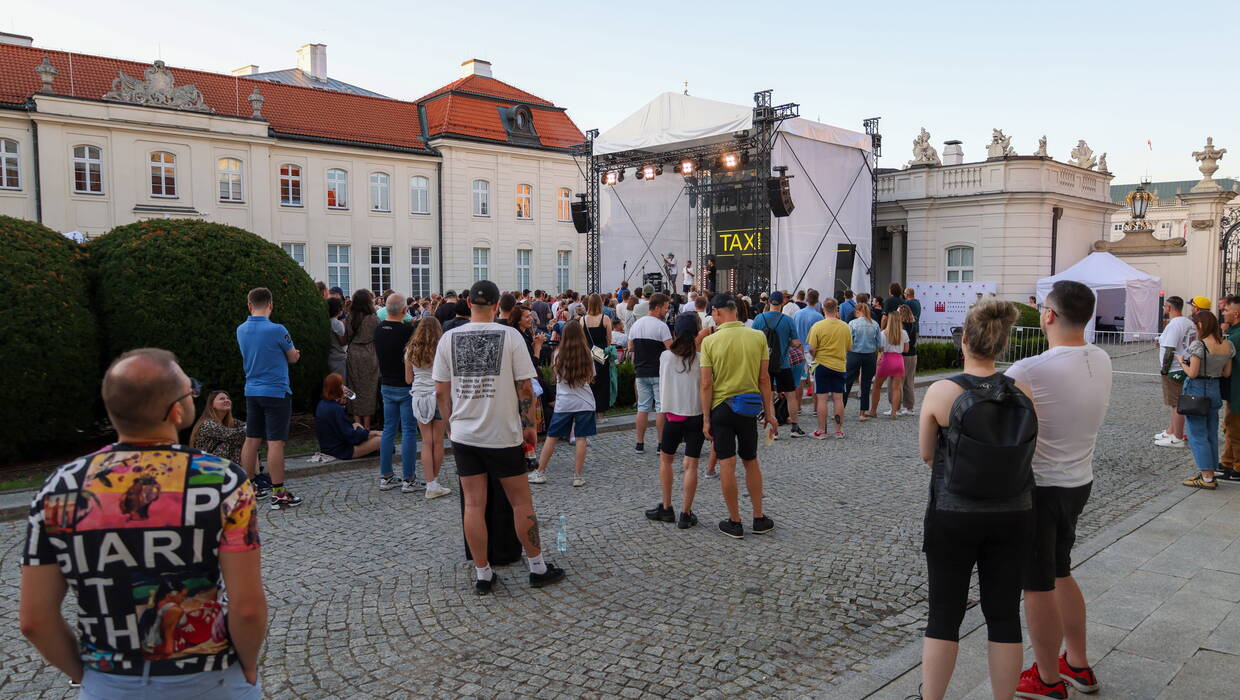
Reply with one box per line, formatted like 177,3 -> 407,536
935,302 -> 946,312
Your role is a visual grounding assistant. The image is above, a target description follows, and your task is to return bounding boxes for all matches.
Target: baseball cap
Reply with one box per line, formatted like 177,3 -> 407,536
769,290 -> 785,305
468,280 -> 500,306
1192,295 -> 1212,310
328,286 -> 344,296
711,293 -> 737,309
642,284 -> 655,296
674,311 -> 701,335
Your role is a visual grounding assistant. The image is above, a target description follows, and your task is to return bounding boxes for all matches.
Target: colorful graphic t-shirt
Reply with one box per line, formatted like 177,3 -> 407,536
22,443 -> 259,676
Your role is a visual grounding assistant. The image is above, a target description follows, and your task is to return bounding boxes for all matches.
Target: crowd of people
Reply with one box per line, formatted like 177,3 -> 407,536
34,263 -> 1238,700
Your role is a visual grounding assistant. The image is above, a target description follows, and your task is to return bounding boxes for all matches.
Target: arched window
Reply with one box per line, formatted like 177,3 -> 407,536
472,179 -> 490,217
0,139 -> 18,189
149,151 -> 176,197
410,176 -> 430,214
279,164 -> 302,206
217,157 -> 243,202
946,246 -> 974,283
73,145 -> 103,194
556,187 -> 572,221
326,168 -> 348,209
515,183 -> 533,220
369,172 -> 390,212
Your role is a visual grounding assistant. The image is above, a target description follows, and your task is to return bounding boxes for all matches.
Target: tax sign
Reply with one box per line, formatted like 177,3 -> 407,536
718,229 -> 763,252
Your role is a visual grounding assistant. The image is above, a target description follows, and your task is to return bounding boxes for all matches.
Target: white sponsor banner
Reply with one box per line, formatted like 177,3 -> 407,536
908,281 -> 998,337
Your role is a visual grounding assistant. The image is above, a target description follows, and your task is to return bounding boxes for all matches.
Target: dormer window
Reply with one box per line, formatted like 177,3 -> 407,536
499,104 -> 538,142
513,106 -> 531,132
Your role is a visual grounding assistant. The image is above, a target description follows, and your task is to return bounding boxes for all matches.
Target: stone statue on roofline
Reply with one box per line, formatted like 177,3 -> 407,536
908,128 -> 941,167
1097,153 -> 1109,173
1034,135 -> 1048,157
986,129 -> 1016,159
1070,140 -> 1097,170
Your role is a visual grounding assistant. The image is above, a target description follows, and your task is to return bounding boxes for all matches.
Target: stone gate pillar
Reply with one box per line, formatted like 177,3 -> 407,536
1179,138 -> 1236,297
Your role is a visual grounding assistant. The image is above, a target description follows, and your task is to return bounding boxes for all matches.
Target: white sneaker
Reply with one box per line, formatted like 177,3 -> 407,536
1153,430 -> 1171,441
528,470 -> 547,484
400,479 -> 425,493
572,476 -> 586,487
1155,436 -> 1187,448
425,485 -> 451,500
897,408 -> 913,416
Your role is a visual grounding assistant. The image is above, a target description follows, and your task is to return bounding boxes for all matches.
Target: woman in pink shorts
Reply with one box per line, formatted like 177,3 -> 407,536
871,312 -> 910,419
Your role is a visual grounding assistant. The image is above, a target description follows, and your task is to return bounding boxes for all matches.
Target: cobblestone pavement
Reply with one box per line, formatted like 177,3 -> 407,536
0,372 -> 1196,699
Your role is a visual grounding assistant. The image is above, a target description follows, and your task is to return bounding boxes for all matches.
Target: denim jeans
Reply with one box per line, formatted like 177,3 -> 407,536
81,664 -> 260,699
843,351 -> 877,409
1183,376 -> 1222,474
380,384 -> 417,480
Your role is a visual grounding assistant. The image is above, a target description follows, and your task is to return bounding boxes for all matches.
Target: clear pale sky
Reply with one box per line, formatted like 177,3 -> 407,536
8,0 -> 1236,184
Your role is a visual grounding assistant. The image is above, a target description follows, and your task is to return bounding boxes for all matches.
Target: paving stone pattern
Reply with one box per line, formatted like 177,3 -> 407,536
0,372 -> 1197,698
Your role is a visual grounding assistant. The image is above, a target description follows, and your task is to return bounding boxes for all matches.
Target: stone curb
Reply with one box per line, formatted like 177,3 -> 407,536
818,481 -> 1197,699
0,372 -> 955,522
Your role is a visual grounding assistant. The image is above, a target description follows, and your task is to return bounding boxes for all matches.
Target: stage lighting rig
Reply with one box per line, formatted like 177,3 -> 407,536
601,170 -> 623,186
720,152 -> 749,170
677,159 -> 696,176
637,164 -> 662,181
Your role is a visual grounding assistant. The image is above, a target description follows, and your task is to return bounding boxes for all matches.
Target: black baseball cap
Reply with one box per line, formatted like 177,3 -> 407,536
468,280 -> 500,306
710,293 -> 737,309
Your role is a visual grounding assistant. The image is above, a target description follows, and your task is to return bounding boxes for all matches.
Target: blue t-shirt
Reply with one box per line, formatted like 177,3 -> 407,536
794,305 -> 824,350
751,310 -> 796,370
840,299 -> 856,323
236,316 -> 294,398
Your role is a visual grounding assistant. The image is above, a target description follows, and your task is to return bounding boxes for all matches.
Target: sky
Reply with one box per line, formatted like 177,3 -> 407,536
7,0 -> 1238,185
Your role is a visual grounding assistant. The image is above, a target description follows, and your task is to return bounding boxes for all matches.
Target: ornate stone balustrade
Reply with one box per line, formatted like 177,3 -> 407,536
877,157 -> 1113,204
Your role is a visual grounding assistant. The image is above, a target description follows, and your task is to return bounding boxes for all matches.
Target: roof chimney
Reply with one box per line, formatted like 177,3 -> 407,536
942,140 -> 964,166
460,59 -> 492,79
231,65 -> 260,76
0,31 -> 33,47
297,43 -> 327,82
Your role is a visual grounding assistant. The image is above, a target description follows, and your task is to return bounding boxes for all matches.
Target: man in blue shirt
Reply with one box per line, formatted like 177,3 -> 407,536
237,287 -> 303,510
751,291 -> 804,437
839,290 -> 856,323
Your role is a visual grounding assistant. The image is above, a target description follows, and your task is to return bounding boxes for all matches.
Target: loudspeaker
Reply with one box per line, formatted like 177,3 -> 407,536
571,200 -> 590,233
768,176 -> 794,217
834,244 -> 856,291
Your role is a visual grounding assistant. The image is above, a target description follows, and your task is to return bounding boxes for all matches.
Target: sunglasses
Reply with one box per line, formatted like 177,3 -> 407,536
164,377 -> 201,421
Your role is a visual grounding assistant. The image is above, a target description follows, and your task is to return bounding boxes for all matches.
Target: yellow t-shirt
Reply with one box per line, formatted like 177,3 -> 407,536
807,318 -> 851,372
699,321 -> 767,408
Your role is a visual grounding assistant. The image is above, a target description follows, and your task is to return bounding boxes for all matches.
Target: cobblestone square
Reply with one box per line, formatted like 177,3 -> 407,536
0,373 -> 1192,698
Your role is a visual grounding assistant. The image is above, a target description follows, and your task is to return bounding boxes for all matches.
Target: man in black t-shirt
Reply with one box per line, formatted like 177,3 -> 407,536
628,293 -> 673,453
435,290 -> 459,325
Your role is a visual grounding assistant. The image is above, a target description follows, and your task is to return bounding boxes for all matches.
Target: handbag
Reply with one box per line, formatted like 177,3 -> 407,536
590,346 -> 607,365
1177,393 -> 1210,416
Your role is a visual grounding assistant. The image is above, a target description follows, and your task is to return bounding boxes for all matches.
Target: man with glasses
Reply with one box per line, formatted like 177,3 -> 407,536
236,287 -> 303,509
20,348 -> 267,698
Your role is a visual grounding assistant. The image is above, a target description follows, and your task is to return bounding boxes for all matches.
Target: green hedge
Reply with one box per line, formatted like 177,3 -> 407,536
916,341 -> 958,371
615,361 -> 636,408
88,219 -> 329,412
1013,302 -> 1040,329
0,216 -> 98,460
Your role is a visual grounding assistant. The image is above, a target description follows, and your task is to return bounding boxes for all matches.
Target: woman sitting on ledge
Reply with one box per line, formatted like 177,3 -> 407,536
316,373 -> 381,460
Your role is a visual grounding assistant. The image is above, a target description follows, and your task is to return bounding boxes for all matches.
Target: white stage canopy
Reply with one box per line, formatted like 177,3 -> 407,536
1035,252 -> 1161,338
596,92 -> 873,296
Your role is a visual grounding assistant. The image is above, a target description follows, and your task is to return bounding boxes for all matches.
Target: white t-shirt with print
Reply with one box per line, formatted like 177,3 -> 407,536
432,322 -> 537,449
1005,344 -> 1113,488
1158,315 -> 1195,372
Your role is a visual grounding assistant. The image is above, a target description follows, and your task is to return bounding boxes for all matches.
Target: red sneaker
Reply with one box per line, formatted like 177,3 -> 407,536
1059,652 -> 1100,693
1015,664 -> 1069,700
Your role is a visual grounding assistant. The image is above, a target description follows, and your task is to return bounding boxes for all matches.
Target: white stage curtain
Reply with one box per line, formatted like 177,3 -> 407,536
598,172 -> 695,294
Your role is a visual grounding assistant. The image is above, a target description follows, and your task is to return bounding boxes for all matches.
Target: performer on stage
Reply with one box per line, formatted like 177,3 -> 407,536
682,260 -> 695,294
662,253 -> 678,292
704,256 -> 717,294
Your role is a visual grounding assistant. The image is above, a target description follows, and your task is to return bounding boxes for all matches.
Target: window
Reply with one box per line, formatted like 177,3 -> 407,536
369,172 -> 390,212
515,183 -> 532,220
472,180 -> 490,216
472,247 -> 490,282
516,248 -> 532,291
410,176 -> 430,214
410,247 -> 432,298
946,246 -> 975,283
279,164 -> 302,206
557,250 -> 571,292
0,139 -> 19,190
556,187 -> 572,221
327,244 -> 351,293
326,168 -> 348,209
217,157 -> 243,202
73,145 -> 103,194
281,242 -> 306,268
149,151 -> 176,197
370,245 -> 392,293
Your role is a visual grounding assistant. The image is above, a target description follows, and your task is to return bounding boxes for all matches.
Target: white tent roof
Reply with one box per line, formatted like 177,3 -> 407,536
1035,252 -> 1159,293
594,91 -> 871,155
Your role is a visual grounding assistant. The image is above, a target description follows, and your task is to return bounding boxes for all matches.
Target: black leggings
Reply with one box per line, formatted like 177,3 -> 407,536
923,508 -> 1034,643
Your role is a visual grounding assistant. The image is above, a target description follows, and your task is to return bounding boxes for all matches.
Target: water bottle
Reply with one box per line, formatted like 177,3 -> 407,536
556,515 -> 568,553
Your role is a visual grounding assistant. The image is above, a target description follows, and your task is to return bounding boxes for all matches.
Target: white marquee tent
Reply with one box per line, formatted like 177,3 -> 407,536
1034,252 -> 1161,338
595,92 -> 873,296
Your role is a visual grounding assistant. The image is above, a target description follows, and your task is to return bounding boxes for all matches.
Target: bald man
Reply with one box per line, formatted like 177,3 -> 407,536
21,348 -> 268,697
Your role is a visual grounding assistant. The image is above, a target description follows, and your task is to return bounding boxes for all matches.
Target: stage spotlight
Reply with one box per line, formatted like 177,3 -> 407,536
643,165 -> 656,180
722,153 -> 739,169
678,159 -> 695,175
602,170 -> 622,186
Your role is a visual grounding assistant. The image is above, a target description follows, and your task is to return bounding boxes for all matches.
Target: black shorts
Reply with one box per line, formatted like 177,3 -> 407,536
709,402 -> 758,461
452,441 -> 526,480
661,415 -> 706,459
772,367 -> 796,393
1023,482 -> 1093,592
245,395 -> 292,441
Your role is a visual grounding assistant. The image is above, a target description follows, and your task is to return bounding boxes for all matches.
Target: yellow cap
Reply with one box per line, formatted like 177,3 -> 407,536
1192,296 -> 1212,310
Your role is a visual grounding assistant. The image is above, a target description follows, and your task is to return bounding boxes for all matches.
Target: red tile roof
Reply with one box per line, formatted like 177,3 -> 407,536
415,74 -> 554,106
0,43 -> 431,152
417,83 -> 584,150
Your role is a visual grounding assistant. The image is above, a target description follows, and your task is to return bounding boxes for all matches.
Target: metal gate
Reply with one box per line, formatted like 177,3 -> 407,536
1220,206 -> 1240,297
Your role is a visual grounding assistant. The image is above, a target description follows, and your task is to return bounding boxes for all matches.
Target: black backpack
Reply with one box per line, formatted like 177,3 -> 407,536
941,374 -> 1038,500
761,312 -> 786,369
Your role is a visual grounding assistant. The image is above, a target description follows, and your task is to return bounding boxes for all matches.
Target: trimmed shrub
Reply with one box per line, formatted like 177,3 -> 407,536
88,219 -> 329,412
1013,302 -> 1040,329
916,341 -> 957,372
0,216 -> 98,460
615,361 -> 637,408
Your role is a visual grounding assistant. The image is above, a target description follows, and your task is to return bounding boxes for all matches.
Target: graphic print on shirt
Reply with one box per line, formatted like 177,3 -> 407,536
452,330 -> 505,399
133,568 -> 229,660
